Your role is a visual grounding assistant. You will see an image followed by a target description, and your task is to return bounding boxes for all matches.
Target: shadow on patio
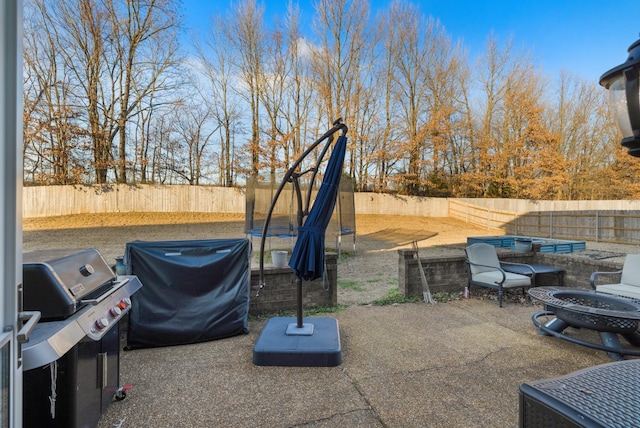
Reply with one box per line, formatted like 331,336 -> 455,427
97,298 -> 616,428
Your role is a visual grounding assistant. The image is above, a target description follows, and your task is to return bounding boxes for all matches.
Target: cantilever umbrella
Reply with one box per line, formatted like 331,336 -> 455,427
253,122 -> 347,366
288,134 -> 347,281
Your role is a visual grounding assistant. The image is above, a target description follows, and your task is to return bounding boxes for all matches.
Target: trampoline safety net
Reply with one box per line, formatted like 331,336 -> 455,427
244,175 -> 356,252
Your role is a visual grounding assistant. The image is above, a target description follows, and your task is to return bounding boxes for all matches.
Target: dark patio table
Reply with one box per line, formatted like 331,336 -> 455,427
502,263 -> 565,286
520,359 -> 640,427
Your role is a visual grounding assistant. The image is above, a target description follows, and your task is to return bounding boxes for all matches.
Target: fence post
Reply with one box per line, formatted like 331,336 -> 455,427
596,211 -> 599,243
487,207 -> 490,230
466,202 -> 469,224
549,212 -> 553,238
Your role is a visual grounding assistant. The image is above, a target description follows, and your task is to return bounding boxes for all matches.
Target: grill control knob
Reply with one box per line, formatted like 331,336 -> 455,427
79,264 -> 95,276
109,306 -> 122,318
117,298 -> 131,310
94,317 -> 109,331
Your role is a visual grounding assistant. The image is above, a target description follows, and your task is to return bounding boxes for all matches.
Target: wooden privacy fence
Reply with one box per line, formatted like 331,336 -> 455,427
448,200 -> 517,231
22,185 -> 453,218
449,200 -> 640,245
23,185 -> 246,217
22,185 -> 640,245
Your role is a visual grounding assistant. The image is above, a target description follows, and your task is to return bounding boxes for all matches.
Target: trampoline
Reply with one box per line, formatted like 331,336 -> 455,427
245,174 -> 356,256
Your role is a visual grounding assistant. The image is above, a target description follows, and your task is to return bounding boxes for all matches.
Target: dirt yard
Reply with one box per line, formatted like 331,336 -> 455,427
22,212 -> 635,306
22,213 -> 495,305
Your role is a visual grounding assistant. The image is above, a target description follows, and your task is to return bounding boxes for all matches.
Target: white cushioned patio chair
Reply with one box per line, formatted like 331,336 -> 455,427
590,254 -> 640,300
465,243 -> 533,308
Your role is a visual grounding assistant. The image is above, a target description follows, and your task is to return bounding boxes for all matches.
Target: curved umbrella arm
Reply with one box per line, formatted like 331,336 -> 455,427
304,134 -> 334,216
304,118 -> 349,216
257,119 -> 348,295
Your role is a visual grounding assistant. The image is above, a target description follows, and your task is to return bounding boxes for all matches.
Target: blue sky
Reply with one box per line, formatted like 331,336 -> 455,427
181,0 -> 640,84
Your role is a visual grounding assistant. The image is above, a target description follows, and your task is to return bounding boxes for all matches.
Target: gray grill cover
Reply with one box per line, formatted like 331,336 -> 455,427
124,239 -> 250,350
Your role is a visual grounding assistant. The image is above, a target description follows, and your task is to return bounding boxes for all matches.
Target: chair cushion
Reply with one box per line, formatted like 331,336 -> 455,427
466,243 -> 501,274
472,271 -> 531,288
596,283 -> 640,300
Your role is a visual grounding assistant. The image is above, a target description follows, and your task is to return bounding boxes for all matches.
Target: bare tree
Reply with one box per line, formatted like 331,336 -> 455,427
281,2 -> 314,163
148,113 -> 173,183
169,102 -> 218,185
32,0 -> 181,184
23,0 -> 89,184
48,0 -> 113,184
130,87 -> 180,184
461,34 -> 534,197
226,0 -> 265,176
548,72 -> 617,199
23,0 -> 640,198
197,14 -> 245,186
372,7 -> 398,192
312,0 -> 373,186
103,0 -> 182,183
259,25 -> 290,181
422,38 -> 469,196
378,1 -> 458,195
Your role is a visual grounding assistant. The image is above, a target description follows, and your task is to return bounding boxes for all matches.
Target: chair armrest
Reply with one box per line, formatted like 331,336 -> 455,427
500,261 -> 536,275
589,270 -> 623,289
499,261 -> 537,284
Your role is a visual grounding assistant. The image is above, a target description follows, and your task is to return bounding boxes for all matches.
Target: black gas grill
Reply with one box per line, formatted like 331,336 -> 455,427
22,248 -> 142,428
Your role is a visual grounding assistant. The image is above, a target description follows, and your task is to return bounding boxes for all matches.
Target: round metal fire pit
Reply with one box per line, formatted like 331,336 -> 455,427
529,287 -> 640,360
528,287 -> 640,333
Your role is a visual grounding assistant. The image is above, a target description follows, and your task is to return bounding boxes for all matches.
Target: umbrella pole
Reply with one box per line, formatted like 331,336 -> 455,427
286,176 -> 313,335
296,276 -> 303,328
293,178 -> 305,330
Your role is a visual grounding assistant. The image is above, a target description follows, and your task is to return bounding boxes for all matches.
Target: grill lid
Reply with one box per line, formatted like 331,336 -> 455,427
23,248 -> 116,320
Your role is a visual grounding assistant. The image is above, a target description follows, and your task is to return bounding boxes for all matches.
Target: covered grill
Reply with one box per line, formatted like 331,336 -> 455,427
22,248 -> 142,428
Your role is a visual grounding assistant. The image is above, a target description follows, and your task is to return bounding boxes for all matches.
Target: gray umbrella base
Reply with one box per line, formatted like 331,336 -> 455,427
253,317 -> 342,367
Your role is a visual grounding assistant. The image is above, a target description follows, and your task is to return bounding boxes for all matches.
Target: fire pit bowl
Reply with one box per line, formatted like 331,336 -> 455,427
553,290 -> 640,333
529,287 -> 640,334
528,287 -> 640,360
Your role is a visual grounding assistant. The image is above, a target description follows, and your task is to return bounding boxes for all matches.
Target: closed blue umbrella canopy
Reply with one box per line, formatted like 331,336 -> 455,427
289,135 -> 347,281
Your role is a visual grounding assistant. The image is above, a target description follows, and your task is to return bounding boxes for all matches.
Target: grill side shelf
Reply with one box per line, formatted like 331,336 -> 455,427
22,276 -> 143,371
22,319 -> 85,371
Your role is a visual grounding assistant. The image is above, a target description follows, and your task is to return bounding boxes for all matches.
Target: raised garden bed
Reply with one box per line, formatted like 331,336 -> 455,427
466,235 -> 586,254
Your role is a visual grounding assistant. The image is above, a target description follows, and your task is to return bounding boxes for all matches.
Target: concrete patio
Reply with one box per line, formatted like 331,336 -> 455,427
97,298 -> 616,428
